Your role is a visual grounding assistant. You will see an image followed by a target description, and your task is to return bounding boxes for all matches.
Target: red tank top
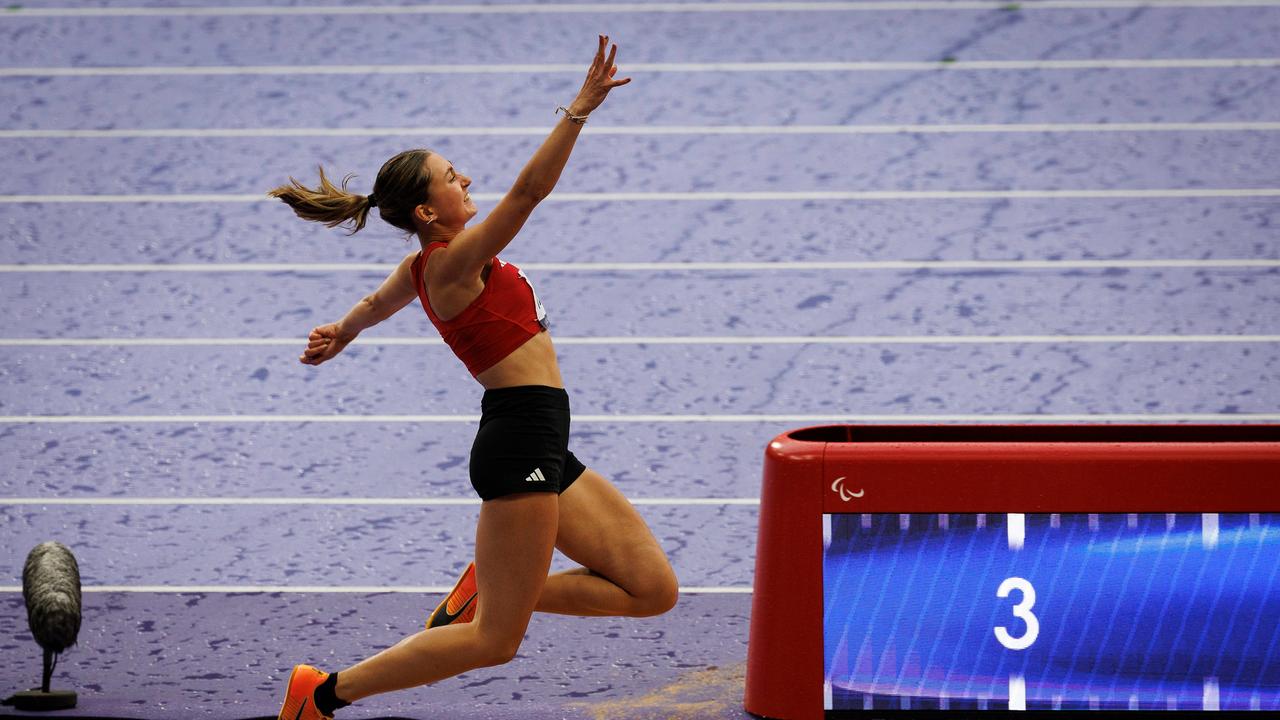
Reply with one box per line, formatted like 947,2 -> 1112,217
411,241 -> 549,378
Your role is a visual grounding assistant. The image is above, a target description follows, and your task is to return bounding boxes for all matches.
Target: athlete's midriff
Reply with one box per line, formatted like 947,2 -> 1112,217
412,242 -> 563,388
473,331 -> 563,389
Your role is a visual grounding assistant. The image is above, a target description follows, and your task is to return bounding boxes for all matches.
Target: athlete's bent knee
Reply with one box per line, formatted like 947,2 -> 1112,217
474,633 -> 524,667
632,568 -> 679,617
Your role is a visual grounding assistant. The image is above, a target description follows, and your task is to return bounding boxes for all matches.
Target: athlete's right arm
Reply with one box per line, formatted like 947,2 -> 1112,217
432,36 -> 630,279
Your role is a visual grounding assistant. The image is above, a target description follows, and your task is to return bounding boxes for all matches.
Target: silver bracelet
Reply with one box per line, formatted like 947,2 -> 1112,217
555,105 -> 589,125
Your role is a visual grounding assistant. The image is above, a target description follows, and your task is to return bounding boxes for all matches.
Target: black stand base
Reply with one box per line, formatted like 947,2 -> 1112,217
4,689 -> 78,711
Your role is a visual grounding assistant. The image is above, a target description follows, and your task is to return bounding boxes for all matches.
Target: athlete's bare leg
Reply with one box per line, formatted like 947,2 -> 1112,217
536,468 -> 678,617
333,492 -> 558,702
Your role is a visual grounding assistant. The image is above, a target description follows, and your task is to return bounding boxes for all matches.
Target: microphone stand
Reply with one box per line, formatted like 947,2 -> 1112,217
1,645 -> 78,710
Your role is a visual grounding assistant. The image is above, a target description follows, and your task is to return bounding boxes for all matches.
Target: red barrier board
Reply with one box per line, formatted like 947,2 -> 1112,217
744,425 -> 1280,720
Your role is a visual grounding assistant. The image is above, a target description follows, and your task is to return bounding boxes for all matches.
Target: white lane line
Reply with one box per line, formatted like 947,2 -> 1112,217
2,58 -> 1277,78
3,188 -> 1279,203
0,496 -> 761,506
0,585 -> 753,594
3,413 -> 1279,423
5,0 -> 1280,17
4,0 -> 1279,16
3,335 -> 1279,347
5,122 -> 1280,139
4,259 -> 1278,272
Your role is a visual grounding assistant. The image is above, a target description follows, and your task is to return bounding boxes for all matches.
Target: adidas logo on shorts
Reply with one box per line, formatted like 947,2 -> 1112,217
525,468 -> 547,483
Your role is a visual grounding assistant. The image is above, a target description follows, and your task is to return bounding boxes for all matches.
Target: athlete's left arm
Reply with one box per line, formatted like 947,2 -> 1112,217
300,252 -> 419,365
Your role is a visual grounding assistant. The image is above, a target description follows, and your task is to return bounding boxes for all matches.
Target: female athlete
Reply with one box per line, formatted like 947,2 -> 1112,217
267,35 -> 678,719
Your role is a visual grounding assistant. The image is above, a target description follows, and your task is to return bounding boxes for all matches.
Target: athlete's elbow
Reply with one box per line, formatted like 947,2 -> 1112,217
359,294 -> 389,323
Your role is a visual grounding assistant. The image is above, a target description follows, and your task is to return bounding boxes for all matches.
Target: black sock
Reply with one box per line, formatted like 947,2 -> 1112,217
313,671 -> 351,716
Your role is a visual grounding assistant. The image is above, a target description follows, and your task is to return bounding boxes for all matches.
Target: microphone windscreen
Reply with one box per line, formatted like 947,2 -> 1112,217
22,542 -> 82,653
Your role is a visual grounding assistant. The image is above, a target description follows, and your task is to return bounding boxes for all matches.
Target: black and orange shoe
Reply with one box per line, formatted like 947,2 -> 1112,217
427,561 -> 477,629
277,664 -> 332,720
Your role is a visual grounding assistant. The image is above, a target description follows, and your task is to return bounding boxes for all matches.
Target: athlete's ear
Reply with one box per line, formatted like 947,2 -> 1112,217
413,204 -> 436,225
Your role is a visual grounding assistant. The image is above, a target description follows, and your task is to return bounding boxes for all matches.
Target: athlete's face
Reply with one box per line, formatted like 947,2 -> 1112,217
421,153 -> 476,228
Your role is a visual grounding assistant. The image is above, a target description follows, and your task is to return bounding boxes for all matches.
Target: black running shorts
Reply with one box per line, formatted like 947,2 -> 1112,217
469,385 -> 587,501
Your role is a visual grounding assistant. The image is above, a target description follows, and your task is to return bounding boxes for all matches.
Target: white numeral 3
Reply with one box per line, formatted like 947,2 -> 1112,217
995,576 -> 1040,651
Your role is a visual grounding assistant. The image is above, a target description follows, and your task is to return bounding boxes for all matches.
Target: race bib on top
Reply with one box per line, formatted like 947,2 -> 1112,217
516,267 -> 549,330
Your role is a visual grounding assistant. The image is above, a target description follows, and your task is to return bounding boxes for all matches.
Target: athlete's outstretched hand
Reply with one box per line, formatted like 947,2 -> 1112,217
299,323 -> 354,365
571,35 -> 631,116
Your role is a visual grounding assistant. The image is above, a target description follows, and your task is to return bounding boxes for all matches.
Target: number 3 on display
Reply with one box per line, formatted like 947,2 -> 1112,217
994,577 -> 1040,650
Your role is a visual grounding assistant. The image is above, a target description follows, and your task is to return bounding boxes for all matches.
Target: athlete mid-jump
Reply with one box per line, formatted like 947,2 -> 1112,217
268,36 -> 677,719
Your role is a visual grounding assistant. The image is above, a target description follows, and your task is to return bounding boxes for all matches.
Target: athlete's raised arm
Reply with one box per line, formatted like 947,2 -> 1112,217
431,35 -> 631,280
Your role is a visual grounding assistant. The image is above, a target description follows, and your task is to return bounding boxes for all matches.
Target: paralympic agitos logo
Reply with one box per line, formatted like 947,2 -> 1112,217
831,476 -> 864,502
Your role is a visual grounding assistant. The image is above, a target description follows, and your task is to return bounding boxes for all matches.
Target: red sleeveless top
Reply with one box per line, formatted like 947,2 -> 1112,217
411,241 -> 549,378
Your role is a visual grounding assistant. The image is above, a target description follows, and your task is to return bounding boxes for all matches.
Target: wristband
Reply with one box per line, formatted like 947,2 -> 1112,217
555,106 -> 589,125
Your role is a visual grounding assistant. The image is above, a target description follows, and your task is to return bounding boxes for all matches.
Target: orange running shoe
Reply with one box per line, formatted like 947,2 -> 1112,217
427,561 -> 477,629
277,664 -> 332,720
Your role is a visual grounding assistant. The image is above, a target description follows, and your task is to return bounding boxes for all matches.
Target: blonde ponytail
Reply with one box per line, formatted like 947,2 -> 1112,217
268,166 -> 375,234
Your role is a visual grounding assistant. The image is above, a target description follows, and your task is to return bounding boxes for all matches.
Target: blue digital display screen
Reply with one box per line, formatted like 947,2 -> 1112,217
823,513 -> 1280,712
